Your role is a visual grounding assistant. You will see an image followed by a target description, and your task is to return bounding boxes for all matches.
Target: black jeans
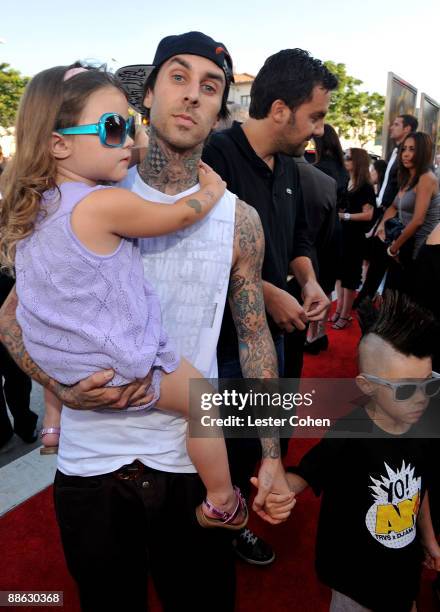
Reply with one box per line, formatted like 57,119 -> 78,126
0,343 -> 36,443
54,464 -> 235,612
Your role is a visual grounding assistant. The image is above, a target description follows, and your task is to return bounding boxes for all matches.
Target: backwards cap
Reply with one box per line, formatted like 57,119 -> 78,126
115,31 -> 234,114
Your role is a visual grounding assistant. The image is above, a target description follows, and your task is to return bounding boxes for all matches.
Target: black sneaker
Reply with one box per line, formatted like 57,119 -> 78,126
233,528 -> 275,566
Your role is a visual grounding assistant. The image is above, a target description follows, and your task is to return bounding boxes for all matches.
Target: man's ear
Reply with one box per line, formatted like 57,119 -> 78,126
143,88 -> 153,112
51,132 -> 72,160
356,375 -> 375,397
269,99 -> 291,125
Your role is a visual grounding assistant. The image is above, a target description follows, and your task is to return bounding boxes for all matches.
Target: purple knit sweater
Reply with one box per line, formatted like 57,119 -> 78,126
15,182 -> 179,386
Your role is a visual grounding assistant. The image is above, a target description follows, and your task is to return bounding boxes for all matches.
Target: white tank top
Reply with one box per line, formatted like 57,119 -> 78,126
58,167 -> 236,476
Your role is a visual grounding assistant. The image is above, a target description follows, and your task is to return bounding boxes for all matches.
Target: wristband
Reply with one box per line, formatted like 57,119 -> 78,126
387,246 -> 400,257
343,213 -> 351,221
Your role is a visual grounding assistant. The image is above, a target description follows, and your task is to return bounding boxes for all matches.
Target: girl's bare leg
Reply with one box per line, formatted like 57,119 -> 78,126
158,358 -> 244,521
42,388 -> 62,447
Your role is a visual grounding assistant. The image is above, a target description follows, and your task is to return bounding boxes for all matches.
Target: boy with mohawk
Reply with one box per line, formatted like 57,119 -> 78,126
260,292 -> 440,611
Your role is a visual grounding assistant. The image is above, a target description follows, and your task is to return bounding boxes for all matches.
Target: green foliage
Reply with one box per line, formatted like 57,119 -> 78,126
324,61 -> 385,145
0,63 -> 29,128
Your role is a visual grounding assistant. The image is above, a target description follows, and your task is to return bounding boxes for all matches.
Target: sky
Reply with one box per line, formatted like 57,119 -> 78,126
1,0 -> 439,103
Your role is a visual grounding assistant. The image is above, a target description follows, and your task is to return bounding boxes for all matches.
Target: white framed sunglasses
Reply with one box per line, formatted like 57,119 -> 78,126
360,372 -> 440,401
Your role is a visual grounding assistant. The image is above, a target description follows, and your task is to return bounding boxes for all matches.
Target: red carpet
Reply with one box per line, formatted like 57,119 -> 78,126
1,313 -> 439,611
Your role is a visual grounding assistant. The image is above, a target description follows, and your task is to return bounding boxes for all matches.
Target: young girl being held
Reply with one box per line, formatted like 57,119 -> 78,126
0,65 -> 247,530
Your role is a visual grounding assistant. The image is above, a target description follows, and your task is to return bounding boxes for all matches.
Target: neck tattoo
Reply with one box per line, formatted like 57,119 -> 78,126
138,125 -> 203,195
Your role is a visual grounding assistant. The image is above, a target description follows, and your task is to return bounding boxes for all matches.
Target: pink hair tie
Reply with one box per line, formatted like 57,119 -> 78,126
63,67 -> 88,81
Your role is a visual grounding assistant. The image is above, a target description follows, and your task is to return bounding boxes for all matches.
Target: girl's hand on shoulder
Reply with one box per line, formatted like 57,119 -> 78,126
198,161 -> 226,200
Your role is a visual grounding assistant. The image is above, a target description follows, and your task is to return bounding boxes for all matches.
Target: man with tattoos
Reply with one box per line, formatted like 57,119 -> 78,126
202,48 -> 338,564
0,32 -> 291,611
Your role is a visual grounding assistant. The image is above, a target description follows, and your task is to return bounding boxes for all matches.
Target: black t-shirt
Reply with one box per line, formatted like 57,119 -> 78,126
288,406 -> 431,611
202,122 -> 311,361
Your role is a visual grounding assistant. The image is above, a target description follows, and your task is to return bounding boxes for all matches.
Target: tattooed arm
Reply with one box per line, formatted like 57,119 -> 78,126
229,199 -> 278,379
228,199 -> 291,511
0,287 -> 154,410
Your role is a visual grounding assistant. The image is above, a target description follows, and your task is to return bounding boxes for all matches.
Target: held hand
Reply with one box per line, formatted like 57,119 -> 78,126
198,161 -> 226,199
252,458 -> 292,512
301,280 -> 330,321
57,370 -> 155,410
266,287 -> 308,332
250,476 -> 296,525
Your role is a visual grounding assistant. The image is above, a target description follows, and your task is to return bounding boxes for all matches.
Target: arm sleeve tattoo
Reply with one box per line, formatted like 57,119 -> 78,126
228,199 -> 281,458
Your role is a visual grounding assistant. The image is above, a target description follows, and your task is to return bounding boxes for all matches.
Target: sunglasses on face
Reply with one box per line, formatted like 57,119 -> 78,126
57,113 -> 135,148
361,372 -> 440,401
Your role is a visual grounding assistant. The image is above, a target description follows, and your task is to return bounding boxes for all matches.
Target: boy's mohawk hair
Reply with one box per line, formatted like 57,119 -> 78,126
357,291 -> 440,358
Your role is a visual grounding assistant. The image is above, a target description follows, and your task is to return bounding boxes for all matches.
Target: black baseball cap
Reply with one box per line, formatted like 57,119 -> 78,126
116,31 -> 234,115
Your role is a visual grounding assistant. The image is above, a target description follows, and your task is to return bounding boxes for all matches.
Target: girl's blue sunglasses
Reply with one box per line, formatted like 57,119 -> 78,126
57,113 -> 135,148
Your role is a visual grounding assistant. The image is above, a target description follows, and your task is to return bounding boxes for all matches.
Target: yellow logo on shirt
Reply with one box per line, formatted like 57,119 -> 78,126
365,461 -> 421,549
375,491 -> 420,534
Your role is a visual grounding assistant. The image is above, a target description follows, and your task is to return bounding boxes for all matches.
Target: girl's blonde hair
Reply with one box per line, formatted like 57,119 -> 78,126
0,66 -> 124,274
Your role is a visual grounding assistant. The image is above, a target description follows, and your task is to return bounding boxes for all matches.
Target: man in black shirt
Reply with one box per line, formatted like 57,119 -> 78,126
203,48 -> 337,564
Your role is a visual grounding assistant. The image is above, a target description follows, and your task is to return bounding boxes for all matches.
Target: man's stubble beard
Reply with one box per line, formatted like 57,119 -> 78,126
154,119 -> 205,154
280,140 -> 308,157
291,142 -> 308,156
282,112 -> 310,156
